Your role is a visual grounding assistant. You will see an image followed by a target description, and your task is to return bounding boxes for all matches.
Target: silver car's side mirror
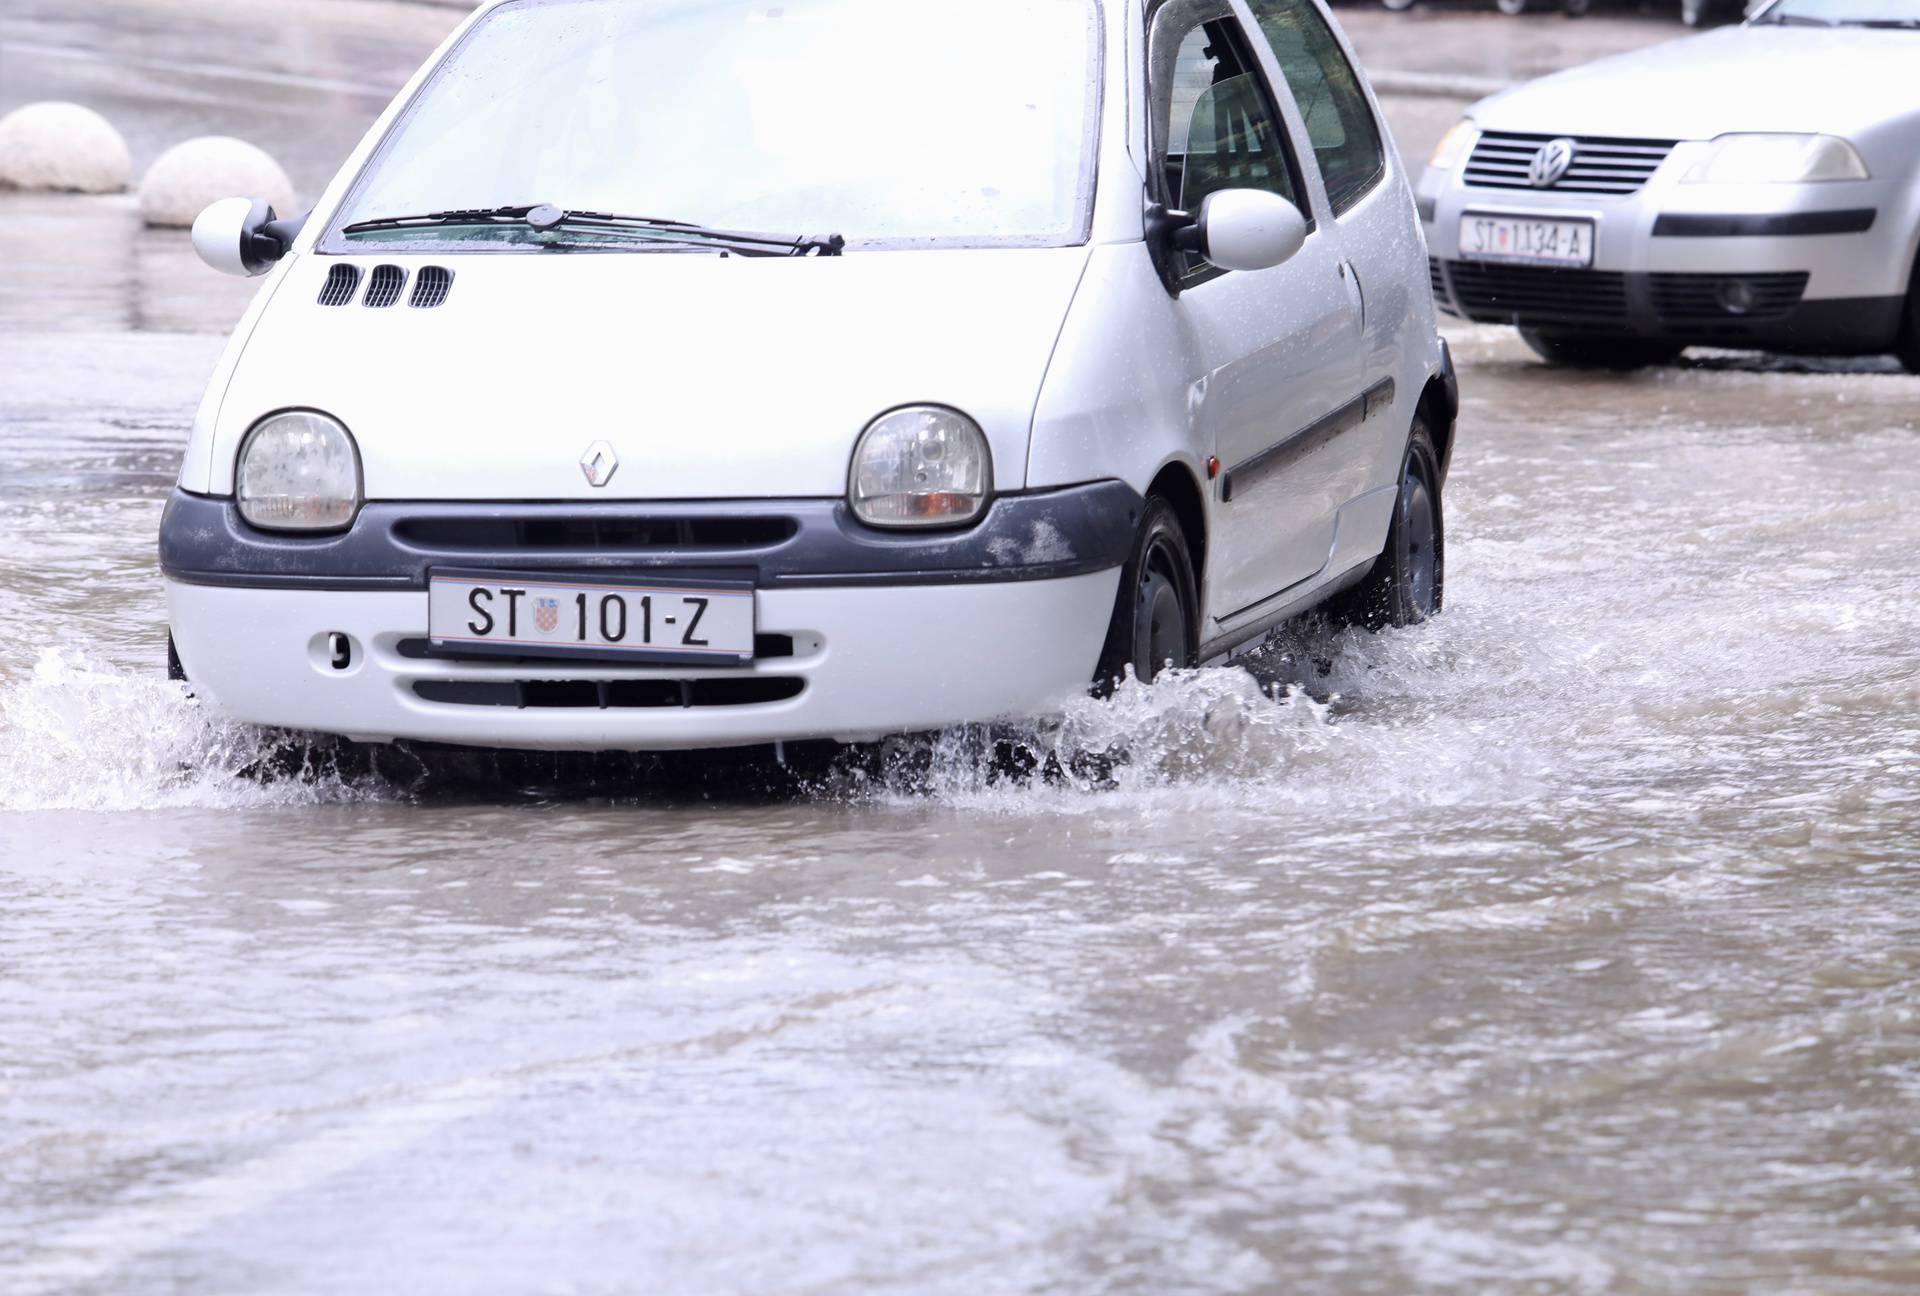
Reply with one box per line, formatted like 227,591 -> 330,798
1186,189 -> 1308,273
191,197 -> 304,277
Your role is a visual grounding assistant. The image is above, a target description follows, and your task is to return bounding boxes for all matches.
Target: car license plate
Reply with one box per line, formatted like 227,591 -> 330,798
1459,212 -> 1595,267
427,570 -> 755,664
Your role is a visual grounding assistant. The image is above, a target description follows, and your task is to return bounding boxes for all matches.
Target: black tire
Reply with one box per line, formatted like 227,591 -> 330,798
1561,0 -> 1591,15
1094,495 -> 1200,693
1519,329 -> 1683,371
1896,262 -> 1920,375
1331,419 -> 1445,632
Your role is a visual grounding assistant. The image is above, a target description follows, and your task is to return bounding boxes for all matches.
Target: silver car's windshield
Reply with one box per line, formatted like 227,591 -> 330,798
327,0 -> 1100,252
1753,0 -> 1920,25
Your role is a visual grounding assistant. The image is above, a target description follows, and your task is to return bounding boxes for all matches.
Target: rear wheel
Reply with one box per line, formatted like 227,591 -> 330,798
1331,419 -> 1444,632
1520,329 -> 1683,371
1094,495 -> 1199,693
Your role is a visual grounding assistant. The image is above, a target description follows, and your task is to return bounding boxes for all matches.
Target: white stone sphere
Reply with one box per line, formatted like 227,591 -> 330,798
0,101 -> 132,193
139,136 -> 296,228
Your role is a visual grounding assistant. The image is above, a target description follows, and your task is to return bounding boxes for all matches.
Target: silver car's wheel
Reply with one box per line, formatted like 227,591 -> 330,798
1382,0 -> 1417,11
1497,0 -> 1530,15
1682,0 -> 1707,24
1897,261 -> 1920,375
1331,419 -> 1444,632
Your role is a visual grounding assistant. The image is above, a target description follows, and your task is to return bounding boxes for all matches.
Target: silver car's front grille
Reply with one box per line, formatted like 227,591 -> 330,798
1465,132 -> 1679,196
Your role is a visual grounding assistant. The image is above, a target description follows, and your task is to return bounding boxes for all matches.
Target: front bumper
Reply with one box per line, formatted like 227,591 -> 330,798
1418,153 -> 1912,352
161,483 -> 1138,750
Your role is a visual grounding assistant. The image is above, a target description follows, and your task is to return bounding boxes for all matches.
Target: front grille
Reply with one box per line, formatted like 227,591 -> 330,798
1446,262 -> 1629,326
363,264 -> 407,308
317,263 -> 361,306
393,515 -> 798,553
1649,272 -> 1808,323
1465,131 -> 1678,196
409,265 -> 453,309
413,677 -> 805,709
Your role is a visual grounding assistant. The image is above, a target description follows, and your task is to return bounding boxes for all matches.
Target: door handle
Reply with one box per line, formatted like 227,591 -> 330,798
1339,259 -> 1366,326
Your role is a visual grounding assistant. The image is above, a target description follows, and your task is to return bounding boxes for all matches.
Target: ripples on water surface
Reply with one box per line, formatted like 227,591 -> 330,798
2,329 -> 1918,1293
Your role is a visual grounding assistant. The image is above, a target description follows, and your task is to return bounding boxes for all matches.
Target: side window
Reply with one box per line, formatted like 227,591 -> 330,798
1247,0 -> 1386,214
1150,5 -> 1306,277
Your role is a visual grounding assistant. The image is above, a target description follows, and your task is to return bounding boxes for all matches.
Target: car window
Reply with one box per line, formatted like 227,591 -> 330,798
1246,0 -> 1386,214
1151,6 -> 1305,277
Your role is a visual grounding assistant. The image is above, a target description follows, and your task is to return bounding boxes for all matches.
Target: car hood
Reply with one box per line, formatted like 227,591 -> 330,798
204,245 -> 1092,500
1472,27 -> 1920,141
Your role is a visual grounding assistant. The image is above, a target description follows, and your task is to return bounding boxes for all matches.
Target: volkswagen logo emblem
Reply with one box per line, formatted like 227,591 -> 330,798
1528,138 -> 1578,189
580,440 -> 619,488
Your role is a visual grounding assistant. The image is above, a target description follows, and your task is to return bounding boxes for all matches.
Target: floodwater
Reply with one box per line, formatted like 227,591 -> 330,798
6,1 -> 1920,1291
5,313 -> 1918,1292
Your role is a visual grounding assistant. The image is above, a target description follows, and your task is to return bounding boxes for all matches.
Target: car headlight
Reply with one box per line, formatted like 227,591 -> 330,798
236,410 -> 362,531
848,405 -> 992,528
1428,118 -> 1478,172
1683,134 -> 1869,184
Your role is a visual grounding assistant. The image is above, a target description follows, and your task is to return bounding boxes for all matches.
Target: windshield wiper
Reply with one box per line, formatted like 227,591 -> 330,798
1754,12 -> 1838,23
1855,17 -> 1920,26
340,203 -> 845,256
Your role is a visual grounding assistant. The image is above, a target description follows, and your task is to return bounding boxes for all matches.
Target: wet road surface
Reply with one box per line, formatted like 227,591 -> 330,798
6,321 -> 1917,1293
4,3 -> 1919,1292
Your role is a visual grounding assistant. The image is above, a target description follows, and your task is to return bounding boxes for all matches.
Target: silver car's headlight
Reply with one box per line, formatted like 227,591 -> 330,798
236,410 -> 362,532
1683,134 -> 1869,184
849,406 -> 993,528
1428,117 -> 1478,171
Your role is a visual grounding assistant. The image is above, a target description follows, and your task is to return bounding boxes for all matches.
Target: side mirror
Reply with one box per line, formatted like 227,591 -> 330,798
191,197 -> 305,277
1168,189 -> 1308,274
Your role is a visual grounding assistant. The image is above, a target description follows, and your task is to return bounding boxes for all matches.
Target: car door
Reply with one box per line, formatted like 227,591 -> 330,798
1241,0 -> 1405,514
1148,0 -> 1362,624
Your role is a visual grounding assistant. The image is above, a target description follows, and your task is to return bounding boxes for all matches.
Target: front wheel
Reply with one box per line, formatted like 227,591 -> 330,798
1331,419 -> 1444,631
1896,262 -> 1920,374
1094,495 -> 1200,693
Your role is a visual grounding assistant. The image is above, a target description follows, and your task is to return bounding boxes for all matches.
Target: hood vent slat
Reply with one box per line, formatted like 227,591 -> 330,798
317,263 -> 361,307
363,264 -> 408,308
409,265 -> 454,309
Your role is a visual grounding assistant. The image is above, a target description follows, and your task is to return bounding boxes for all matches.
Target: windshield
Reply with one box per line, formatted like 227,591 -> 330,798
1753,0 -> 1919,24
326,0 -> 1100,252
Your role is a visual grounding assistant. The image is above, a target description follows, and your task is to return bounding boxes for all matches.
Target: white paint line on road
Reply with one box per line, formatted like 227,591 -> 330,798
0,40 -> 399,100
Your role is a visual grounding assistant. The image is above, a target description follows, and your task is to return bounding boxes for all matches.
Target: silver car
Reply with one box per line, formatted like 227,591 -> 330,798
1416,0 -> 1920,371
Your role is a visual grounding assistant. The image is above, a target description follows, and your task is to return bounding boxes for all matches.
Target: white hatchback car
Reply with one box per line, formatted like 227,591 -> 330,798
165,0 -> 1456,752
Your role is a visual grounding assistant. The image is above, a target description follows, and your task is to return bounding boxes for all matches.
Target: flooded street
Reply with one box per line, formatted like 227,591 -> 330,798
5,2 -> 1920,1292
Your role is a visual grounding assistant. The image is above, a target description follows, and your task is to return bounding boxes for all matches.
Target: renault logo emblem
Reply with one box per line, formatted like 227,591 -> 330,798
1528,138 -> 1577,189
580,441 -> 619,488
